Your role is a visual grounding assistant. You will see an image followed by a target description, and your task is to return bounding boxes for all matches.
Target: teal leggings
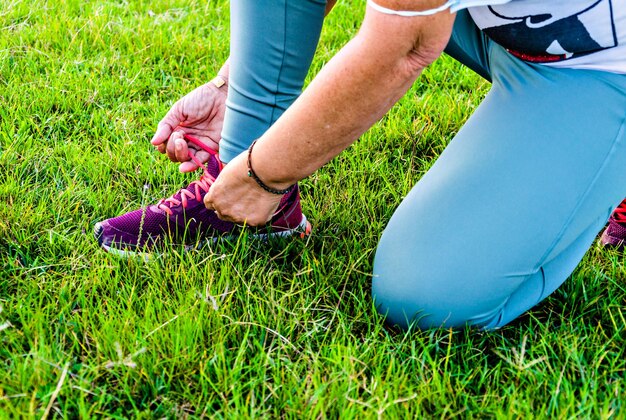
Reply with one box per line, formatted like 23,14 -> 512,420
220,5 -> 626,330
219,0 -> 327,163
373,11 -> 626,329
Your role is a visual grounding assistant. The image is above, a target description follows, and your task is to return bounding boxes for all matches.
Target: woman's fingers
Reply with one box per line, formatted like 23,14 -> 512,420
165,131 -> 188,162
151,103 -> 181,147
178,148 -> 211,173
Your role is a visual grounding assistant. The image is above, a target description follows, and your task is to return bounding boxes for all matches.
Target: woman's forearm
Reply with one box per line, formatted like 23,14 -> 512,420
251,6 -> 456,189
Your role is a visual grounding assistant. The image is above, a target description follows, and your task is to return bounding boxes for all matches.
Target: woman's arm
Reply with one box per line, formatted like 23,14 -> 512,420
205,1 -> 456,225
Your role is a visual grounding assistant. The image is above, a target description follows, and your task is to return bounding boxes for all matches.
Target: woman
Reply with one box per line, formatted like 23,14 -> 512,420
96,0 -> 626,329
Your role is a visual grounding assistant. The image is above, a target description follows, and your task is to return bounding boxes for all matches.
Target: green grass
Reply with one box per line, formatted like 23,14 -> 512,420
1,0 -> 625,417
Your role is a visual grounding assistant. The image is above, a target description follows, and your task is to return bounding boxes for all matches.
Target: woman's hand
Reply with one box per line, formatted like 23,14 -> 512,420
203,152 -> 284,226
151,68 -> 229,173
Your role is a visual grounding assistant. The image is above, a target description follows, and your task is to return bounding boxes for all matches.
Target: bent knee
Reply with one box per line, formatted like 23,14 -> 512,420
371,261 -> 512,330
372,230 -> 521,330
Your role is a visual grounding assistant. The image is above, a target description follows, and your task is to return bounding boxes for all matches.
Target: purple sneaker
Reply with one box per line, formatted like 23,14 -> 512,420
94,135 -> 311,257
600,198 -> 626,250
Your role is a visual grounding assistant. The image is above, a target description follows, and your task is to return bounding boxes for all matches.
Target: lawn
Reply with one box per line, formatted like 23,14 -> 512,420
1,0 -> 625,417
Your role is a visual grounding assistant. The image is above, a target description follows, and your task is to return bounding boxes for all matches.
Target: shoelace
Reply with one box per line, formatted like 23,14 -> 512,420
157,134 -> 223,216
614,198 -> 626,224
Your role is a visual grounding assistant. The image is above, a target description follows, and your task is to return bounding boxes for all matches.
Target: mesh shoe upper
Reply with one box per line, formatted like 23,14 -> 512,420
94,135 -> 306,252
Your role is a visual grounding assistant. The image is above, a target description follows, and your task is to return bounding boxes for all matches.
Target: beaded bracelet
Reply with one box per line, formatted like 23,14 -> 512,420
247,140 -> 295,195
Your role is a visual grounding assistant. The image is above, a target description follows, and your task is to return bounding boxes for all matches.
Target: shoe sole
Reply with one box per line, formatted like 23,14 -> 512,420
95,215 -> 312,259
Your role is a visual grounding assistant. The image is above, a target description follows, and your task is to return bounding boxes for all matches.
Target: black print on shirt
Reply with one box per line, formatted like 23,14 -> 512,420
483,0 -> 618,62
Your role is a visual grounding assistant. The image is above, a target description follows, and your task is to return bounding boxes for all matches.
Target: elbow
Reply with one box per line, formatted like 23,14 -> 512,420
353,10 -> 454,82
402,41 -> 446,76
399,15 -> 455,77
393,47 -> 442,82
355,4 -> 455,80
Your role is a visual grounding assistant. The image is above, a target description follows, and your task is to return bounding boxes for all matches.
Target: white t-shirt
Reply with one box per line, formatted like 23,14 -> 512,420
467,0 -> 626,74
368,0 -> 626,74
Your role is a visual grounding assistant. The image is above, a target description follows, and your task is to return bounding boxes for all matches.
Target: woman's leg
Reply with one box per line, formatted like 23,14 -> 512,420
372,38 -> 626,329
219,0 -> 328,163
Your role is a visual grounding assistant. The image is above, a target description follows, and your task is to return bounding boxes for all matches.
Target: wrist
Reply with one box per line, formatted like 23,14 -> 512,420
246,140 -> 296,194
